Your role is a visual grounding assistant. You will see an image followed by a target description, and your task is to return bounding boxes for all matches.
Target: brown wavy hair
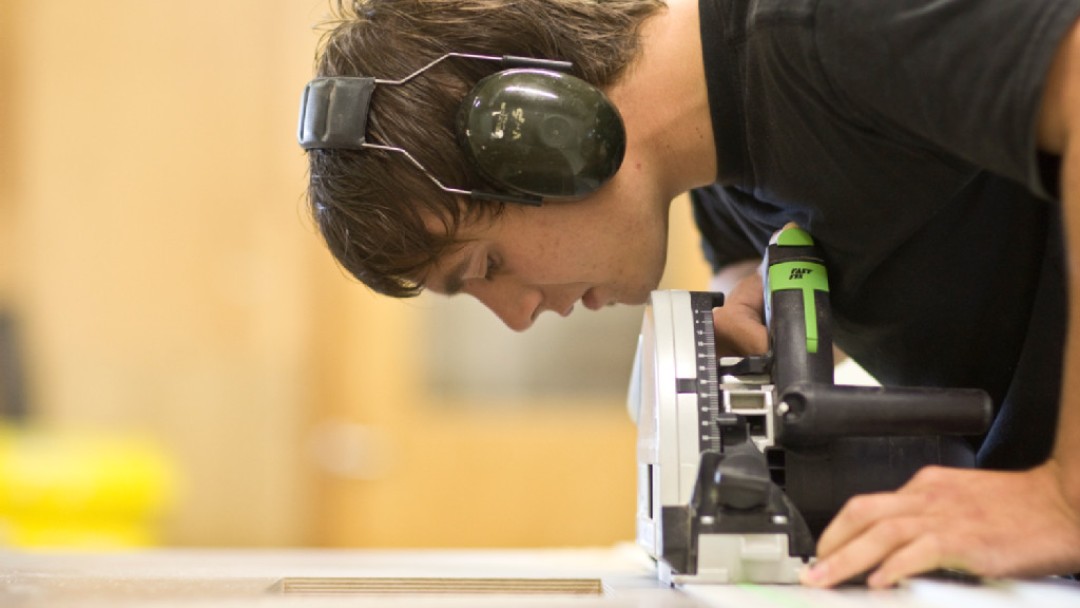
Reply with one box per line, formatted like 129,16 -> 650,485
305,0 -> 665,297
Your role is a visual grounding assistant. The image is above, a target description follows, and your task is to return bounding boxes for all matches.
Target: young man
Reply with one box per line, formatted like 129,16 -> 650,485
301,0 -> 1080,588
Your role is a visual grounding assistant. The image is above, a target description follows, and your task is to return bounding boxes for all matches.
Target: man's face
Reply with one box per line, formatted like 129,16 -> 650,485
425,178 -> 671,331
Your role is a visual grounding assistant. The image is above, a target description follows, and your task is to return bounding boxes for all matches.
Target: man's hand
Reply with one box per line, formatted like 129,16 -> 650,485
711,268 -> 768,356
800,461 -> 1080,588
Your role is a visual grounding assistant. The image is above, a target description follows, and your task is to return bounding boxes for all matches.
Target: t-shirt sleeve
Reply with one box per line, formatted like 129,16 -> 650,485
690,185 -> 786,272
813,0 -> 1080,200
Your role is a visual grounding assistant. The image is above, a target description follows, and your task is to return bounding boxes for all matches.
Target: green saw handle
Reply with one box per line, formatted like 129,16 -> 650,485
764,226 -> 834,394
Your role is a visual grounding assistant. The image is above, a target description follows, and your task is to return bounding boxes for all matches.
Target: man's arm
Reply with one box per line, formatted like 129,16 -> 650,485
802,17 -> 1080,588
1046,2 -> 1080,533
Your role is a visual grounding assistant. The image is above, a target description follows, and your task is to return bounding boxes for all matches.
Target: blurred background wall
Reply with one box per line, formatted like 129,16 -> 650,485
0,0 -> 712,549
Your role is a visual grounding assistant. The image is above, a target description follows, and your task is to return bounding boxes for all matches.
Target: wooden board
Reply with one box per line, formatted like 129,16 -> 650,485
274,577 -> 603,595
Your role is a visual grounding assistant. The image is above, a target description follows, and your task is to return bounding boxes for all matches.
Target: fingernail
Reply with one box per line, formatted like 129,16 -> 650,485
800,562 -> 828,586
867,571 -> 889,589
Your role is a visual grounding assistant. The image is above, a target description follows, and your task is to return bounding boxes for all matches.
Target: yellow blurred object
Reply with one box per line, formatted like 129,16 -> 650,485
0,424 -> 178,548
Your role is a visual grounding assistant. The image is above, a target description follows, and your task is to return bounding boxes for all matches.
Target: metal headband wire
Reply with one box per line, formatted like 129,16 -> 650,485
373,53 -> 572,205
303,52 -> 574,205
362,142 -> 472,198
377,52 -> 572,85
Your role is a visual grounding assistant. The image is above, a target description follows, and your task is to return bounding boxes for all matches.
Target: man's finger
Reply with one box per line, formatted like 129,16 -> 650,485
802,516 -> 925,588
866,533 -> 957,588
711,305 -> 767,355
816,492 -> 926,557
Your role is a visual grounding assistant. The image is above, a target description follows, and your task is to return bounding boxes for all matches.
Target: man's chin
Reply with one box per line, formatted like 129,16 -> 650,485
623,288 -> 655,306
589,284 -> 656,309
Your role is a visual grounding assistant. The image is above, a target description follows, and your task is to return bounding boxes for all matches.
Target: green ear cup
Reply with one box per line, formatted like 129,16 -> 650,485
456,69 -> 626,200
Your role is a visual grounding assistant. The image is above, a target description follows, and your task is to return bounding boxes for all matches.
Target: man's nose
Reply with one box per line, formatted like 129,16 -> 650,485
468,282 -> 541,332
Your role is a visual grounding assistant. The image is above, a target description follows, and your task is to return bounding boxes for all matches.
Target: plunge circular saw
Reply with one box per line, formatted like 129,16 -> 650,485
628,226 -> 992,584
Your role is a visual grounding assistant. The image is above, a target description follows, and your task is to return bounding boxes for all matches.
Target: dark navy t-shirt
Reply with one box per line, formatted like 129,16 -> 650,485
692,0 -> 1080,469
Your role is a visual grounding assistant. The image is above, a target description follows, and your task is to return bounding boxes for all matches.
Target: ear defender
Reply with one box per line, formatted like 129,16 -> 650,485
456,69 -> 626,200
298,53 -> 627,205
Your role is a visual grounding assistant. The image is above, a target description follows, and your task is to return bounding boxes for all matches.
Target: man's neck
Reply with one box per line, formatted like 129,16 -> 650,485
607,0 -> 716,201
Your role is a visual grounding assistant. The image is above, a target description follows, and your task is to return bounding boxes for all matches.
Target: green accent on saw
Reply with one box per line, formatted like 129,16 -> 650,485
776,227 -> 814,247
768,261 -> 828,354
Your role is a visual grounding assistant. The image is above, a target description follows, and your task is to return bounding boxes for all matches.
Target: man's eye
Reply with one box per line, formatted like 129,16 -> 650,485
484,256 -> 501,280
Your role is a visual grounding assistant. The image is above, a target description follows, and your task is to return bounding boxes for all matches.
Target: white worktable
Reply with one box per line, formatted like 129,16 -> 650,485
3,545 -> 1079,607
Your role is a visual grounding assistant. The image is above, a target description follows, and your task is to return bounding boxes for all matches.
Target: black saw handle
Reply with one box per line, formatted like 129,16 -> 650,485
762,226 -> 992,446
776,383 -> 993,446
